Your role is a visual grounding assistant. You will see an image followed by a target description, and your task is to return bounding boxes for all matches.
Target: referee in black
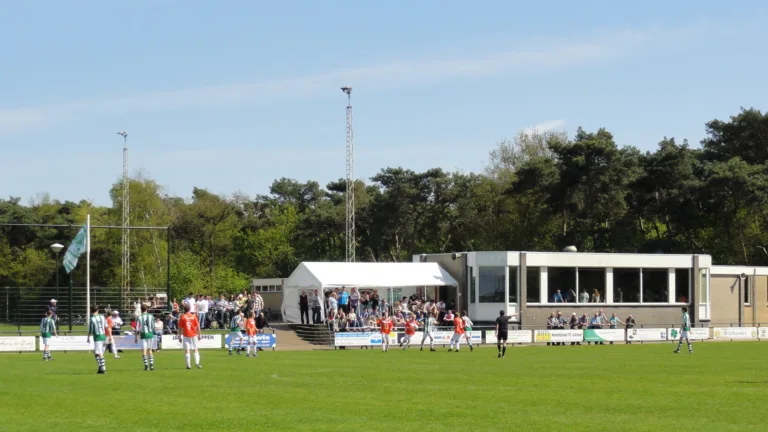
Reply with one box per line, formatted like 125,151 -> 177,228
495,310 -> 522,358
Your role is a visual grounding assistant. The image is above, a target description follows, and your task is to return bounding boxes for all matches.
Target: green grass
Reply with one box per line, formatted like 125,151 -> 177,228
1,343 -> 768,432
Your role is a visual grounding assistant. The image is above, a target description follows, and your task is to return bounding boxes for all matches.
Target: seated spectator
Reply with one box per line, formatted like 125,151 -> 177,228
347,310 -> 358,328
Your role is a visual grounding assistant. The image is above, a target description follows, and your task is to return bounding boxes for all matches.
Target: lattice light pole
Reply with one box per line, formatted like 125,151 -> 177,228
341,86 -> 355,262
117,131 -> 130,294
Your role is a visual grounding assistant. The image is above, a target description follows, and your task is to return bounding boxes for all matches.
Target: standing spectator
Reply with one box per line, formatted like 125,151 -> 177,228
579,290 -> 589,304
553,290 -> 564,303
253,292 -> 264,318
608,313 -> 624,345
299,291 -> 310,324
134,298 -> 142,319
172,299 -> 180,318
47,299 -> 58,328
246,293 -> 255,314
625,315 -> 636,344
592,289 -> 602,303
327,292 -> 338,315
339,287 -> 349,313
546,312 -> 557,346
154,315 -> 164,350
311,289 -> 323,324
196,296 -> 208,330
216,295 -> 228,329
569,312 -> 580,345
350,288 -> 360,315
371,290 -> 380,313
360,290 -> 370,312
164,313 -> 176,335
589,312 -> 604,345
255,312 -> 270,351
111,310 -> 123,335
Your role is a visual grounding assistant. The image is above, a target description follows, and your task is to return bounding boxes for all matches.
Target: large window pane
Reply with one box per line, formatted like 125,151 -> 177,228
578,268 -> 605,304
613,268 -> 640,303
699,269 -> 709,303
526,267 -> 541,303
642,269 -> 668,303
469,267 -> 476,304
508,267 -> 519,303
675,269 -> 690,303
547,267 -> 575,303
478,267 -> 505,303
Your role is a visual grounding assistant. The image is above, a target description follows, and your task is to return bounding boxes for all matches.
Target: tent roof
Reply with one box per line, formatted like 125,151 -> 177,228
285,262 -> 458,289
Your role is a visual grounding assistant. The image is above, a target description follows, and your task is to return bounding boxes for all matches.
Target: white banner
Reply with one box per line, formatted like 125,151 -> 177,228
626,328 -> 667,342
758,327 -> 768,339
113,335 -> 157,350
485,330 -> 532,344
712,327 -> 757,340
160,334 -> 221,349
334,332 -> 396,346
0,336 -> 36,352
431,331 -> 454,344
666,328 -> 710,341
47,335 -> 92,351
584,329 -> 625,342
533,329 -> 583,343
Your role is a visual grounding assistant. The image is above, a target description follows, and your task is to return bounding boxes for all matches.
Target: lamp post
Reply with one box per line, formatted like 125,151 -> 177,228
50,243 -> 64,300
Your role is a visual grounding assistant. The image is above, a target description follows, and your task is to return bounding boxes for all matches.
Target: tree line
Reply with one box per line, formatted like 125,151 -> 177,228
1,107 -> 766,298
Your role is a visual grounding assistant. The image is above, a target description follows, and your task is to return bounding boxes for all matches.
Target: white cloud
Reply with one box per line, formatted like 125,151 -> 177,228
0,25 -> 700,137
523,120 -> 566,135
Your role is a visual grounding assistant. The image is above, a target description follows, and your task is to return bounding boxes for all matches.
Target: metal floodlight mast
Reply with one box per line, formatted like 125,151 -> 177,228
341,86 -> 355,262
117,131 -> 130,295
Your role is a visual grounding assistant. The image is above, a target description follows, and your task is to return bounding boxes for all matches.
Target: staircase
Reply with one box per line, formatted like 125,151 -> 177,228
290,324 -> 334,347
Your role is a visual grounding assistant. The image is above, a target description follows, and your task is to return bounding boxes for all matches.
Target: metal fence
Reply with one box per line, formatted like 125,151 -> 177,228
0,286 -> 165,332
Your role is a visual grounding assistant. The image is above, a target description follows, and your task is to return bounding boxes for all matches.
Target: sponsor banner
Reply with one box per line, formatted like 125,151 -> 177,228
333,332 -> 396,346
758,327 -> 768,339
47,336 -> 91,351
534,330 -> 583,343
113,335 -> 157,350
666,328 -> 709,341
432,331 -> 454,344
712,327 -> 757,340
584,329 -> 625,342
485,330 -> 532,344
160,334 -> 222,349
626,328 -> 667,342
224,333 -> 276,349
0,336 -> 36,352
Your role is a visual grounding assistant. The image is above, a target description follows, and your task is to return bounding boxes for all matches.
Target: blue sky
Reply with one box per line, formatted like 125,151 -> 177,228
1,1 -> 767,206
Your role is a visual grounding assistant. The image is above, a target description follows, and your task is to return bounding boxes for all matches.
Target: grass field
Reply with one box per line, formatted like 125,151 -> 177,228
1,342 -> 768,432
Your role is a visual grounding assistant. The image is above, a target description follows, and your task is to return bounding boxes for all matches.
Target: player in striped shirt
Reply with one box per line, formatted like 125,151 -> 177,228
461,311 -> 475,352
674,306 -> 693,354
86,305 -> 108,374
134,304 -> 156,371
228,309 -> 244,356
39,310 -> 57,361
420,312 -> 437,352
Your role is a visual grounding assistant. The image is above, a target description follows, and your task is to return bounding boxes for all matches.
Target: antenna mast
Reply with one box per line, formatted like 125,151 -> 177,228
341,87 -> 355,262
117,131 -> 130,294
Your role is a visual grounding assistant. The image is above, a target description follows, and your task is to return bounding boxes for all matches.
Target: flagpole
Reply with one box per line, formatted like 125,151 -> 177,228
86,213 -> 91,318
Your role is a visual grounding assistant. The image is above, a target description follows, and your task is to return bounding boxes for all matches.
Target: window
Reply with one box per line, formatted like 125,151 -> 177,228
478,267 -> 505,303
508,267 -> 519,303
642,269 -> 668,303
675,269 -> 690,303
577,268 -> 605,304
526,267 -> 541,303
469,267 -> 476,304
547,267 -> 576,303
699,269 -> 709,303
613,268 -> 640,303
744,276 -> 750,305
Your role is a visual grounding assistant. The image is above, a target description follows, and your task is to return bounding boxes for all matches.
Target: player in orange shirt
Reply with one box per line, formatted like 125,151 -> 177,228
104,313 -> 121,359
245,311 -> 258,358
449,315 -> 466,352
376,312 -> 394,352
177,303 -> 202,369
400,315 -> 419,351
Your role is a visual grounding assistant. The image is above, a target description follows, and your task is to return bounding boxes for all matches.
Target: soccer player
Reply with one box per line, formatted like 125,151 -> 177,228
376,312 -> 394,352
228,309 -> 245,356
245,311 -> 258,357
674,306 -> 693,354
461,311 -> 475,352
39,310 -> 57,361
420,311 -> 437,352
400,315 -> 418,351
178,304 -> 202,369
135,304 -> 156,371
495,310 -> 522,358
105,312 -> 121,359
86,305 -> 107,374
449,314 -> 466,352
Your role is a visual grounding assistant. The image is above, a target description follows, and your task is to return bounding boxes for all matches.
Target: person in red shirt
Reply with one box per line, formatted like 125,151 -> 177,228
245,311 -> 258,358
449,315 -> 465,352
376,312 -> 394,352
400,315 -> 419,351
104,314 -> 121,359
177,303 -> 202,369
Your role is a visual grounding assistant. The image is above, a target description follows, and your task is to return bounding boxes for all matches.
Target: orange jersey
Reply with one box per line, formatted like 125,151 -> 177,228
377,318 -> 394,334
453,317 -> 465,335
245,318 -> 257,336
405,320 -> 417,335
178,313 -> 200,338
105,316 -> 113,336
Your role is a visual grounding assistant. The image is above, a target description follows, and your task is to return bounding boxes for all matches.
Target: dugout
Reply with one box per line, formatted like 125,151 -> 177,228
280,262 -> 459,323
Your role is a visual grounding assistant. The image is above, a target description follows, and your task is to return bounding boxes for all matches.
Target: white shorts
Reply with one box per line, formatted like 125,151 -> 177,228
464,331 -> 472,339
183,337 -> 198,351
93,340 -> 105,355
421,330 -> 434,341
451,333 -> 462,343
680,331 -> 690,340
141,338 -> 155,350
42,337 -> 50,347
380,333 -> 390,344
402,334 -> 412,343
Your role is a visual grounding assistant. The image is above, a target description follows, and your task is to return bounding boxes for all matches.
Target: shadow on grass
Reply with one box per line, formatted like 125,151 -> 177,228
732,380 -> 768,384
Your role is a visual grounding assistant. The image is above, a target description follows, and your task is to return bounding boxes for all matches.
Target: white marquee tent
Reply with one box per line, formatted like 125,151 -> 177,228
281,262 -> 459,324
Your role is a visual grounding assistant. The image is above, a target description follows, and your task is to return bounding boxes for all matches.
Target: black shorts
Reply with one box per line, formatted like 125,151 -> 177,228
498,330 -> 508,341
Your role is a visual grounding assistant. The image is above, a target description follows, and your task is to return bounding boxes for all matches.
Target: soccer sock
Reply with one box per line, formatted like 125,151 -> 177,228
149,354 -> 154,368
185,353 -> 191,368
676,341 -> 682,351
98,356 -> 105,370
497,343 -> 501,353
687,341 -> 692,352
502,346 -> 507,356
143,355 -> 148,368
194,352 -> 200,365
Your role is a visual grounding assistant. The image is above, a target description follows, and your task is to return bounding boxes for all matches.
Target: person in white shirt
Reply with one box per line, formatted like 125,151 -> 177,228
461,311 -> 475,346
196,296 -> 208,330
133,299 -> 142,319
184,293 -> 197,313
